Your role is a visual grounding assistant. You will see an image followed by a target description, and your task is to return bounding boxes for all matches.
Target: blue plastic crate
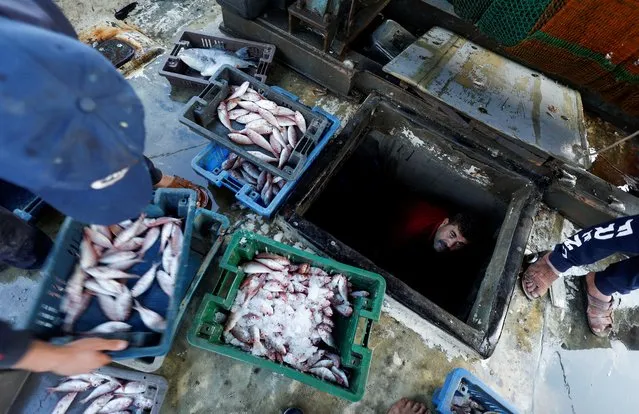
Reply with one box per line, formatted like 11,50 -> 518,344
432,368 -> 519,414
26,189 -> 229,360
191,86 -> 340,217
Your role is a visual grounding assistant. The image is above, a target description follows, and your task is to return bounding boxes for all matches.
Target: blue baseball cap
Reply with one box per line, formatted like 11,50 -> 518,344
0,17 -> 152,225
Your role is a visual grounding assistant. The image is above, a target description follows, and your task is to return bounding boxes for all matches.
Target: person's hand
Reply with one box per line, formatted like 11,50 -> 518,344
13,338 -> 127,376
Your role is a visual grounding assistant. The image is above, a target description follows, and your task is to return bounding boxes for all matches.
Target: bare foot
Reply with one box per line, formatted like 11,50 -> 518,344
586,272 -> 612,302
522,252 -> 559,299
388,398 -> 430,414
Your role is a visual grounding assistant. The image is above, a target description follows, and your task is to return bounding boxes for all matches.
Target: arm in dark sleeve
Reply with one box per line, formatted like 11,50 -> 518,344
548,215 -> 639,273
0,320 -> 33,369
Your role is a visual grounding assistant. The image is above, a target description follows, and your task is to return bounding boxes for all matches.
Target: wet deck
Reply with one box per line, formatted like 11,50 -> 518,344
1,1 -> 638,413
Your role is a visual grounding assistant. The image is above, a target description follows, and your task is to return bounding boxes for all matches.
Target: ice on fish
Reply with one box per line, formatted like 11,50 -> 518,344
178,47 -> 256,77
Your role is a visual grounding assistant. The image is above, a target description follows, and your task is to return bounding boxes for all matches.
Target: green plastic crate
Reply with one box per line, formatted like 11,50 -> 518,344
187,231 -> 386,402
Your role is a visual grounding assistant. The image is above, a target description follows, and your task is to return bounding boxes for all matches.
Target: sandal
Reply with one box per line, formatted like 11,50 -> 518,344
582,277 -> 614,337
155,175 -> 211,209
520,251 -> 557,300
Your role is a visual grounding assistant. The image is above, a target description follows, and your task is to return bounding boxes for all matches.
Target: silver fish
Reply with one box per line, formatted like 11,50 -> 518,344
48,381 -> 91,393
99,251 -> 137,265
113,237 -> 144,251
86,321 -> 132,334
63,292 -> 91,332
90,225 -> 112,241
178,47 -> 255,77
83,393 -> 114,414
294,111 -> 307,133
84,227 -> 113,249
98,289 -> 132,322
275,116 -> 296,127
228,133 -> 253,145
255,253 -> 290,266
310,367 -> 336,382
108,258 -> 143,271
287,125 -> 298,147
257,107 -> 280,128
257,170 -> 267,189
331,366 -> 349,387
269,134 -> 282,155
113,214 -> 147,249
271,127 -> 287,148
133,396 -> 154,410
114,381 -> 146,395
87,279 -> 124,296
66,374 -> 108,387
156,269 -> 175,297
278,146 -> 292,169
238,101 -> 260,112
256,100 -> 278,111
52,392 -> 77,414
240,91 -> 262,102
162,244 -> 174,275
242,261 -> 276,274
247,151 -> 277,163
244,119 -> 274,135
80,239 -> 98,269
134,300 -> 166,332
81,381 -> 120,403
243,129 -> 273,152
147,217 -> 182,227
255,258 -> 287,271
131,263 -> 159,297
139,227 -> 160,256
170,224 -> 183,255
160,222 -> 173,252
227,81 -> 250,100
218,101 -> 234,132
85,267 -> 138,280
236,113 -> 263,125
97,397 -> 133,413
271,106 -> 295,116
228,108 -> 249,120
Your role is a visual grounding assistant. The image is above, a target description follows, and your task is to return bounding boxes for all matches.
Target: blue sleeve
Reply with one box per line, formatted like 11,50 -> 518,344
548,215 -> 639,272
0,320 -> 33,368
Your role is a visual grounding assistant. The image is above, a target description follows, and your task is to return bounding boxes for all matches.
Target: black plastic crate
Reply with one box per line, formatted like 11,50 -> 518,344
159,30 -> 275,92
179,66 -> 330,181
217,0 -> 269,19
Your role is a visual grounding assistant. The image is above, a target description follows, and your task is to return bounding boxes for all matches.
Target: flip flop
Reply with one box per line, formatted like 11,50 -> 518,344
582,277 -> 614,338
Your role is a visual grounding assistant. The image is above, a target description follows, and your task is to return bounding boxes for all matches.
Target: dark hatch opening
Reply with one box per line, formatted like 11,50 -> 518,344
304,130 -> 501,320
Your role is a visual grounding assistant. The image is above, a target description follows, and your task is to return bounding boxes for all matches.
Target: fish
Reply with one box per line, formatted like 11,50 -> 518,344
294,111 -> 307,133
133,396 -> 154,409
255,258 -> 287,271
139,227 -> 160,256
162,244 -> 175,275
91,225 -> 112,241
240,91 -> 262,102
134,300 -> 166,332
85,267 -> 138,280
271,106 -> 296,116
177,47 -> 255,77
48,381 -> 91,393
256,100 -> 278,111
147,217 -> 182,227
241,162 -> 261,179
108,258 -> 143,271
97,289 -> 132,322
237,101 -> 260,112
160,222 -> 173,252
86,321 -> 132,334
275,116 -> 296,127
81,381 -> 120,403
84,228 -> 113,249
228,108 -> 249,120
227,81 -> 250,100
257,108 -> 280,128
108,225 -> 123,237
63,292 -> 91,332
242,129 -> 272,153
350,290 -> 369,297
170,223 -> 184,254
247,151 -> 277,163
86,279 -> 124,296
271,127 -> 287,148
83,393 -> 114,414
242,261 -> 277,274
113,237 -> 144,251
218,101 -> 234,132
67,374 -> 108,387
235,113 -> 262,124
269,134 -> 282,155
52,392 -> 77,414
310,367 -> 337,382
80,239 -> 99,269
278,146 -> 292,169
130,263 -> 159,297
331,366 -> 349,387
287,126 -> 298,147
228,133 -> 253,145
114,381 -> 146,395
99,251 -> 137,265
97,396 -> 133,413
113,214 -> 147,249
156,270 -> 175,297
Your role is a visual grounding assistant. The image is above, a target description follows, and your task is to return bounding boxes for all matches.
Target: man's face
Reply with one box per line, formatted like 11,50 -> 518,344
433,219 -> 469,252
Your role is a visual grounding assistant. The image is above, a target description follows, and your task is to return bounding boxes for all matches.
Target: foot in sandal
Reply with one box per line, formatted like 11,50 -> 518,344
388,398 -> 430,414
584,272 -> 614,337
521,251 -> 560,300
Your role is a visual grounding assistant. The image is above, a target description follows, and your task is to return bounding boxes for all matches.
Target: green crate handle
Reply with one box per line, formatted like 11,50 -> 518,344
210,268 -> 245,309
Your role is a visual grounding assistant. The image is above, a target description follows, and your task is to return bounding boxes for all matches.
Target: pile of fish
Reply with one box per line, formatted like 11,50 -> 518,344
49,372 -> 153,414
222,252 -> 370,387
220,153 -> 287,206
60,214 -> 185,335
216,81 -> 308,170
178,46 -> 256,77
451,392 -> 493,414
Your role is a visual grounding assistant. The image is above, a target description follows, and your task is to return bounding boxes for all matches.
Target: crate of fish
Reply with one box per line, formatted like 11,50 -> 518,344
191,87 -> 340,217
432,368 -> 519,414
159,30 -> 275,91
9,366 -> 167,414
188,231 -> 386,402
180,65 -> 331,182
115,207 -> 230,372
27,189 -> 208,360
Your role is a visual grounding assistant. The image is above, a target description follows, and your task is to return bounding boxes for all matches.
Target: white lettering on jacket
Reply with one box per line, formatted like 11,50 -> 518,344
561,218 -> 635,259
